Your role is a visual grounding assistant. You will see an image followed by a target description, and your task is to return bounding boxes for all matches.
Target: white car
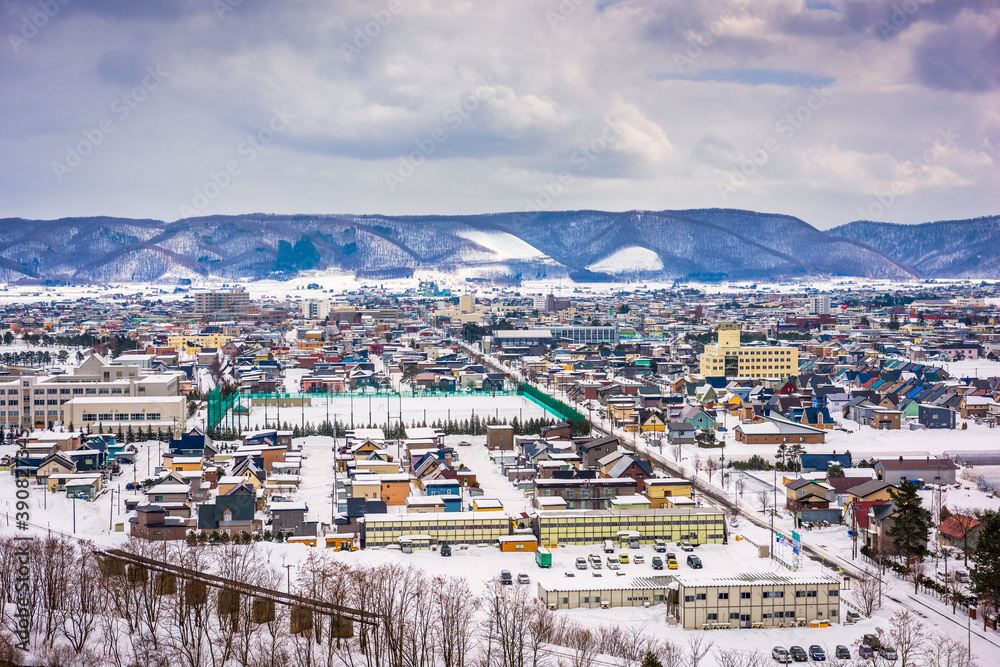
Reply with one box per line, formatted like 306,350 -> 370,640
606,558 -> 620,570
633,554 -> 645,564
772,646 -> 791,664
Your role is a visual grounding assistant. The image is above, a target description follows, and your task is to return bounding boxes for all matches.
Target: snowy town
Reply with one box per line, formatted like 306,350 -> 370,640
0,279 -> 998,666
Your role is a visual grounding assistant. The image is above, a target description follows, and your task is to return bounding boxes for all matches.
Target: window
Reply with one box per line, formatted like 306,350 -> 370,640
706,613 -> 718,621
695,593 -> 706,600
829,608 -> 838,616
729,612 -> 740,620
718,592 -> 729,600
828,590 -> 839,597
684,595 -> 695,602
763,613 -> 772,619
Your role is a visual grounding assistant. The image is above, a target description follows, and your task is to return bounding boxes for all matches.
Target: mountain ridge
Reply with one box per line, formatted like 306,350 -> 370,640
0,209 -> 995,283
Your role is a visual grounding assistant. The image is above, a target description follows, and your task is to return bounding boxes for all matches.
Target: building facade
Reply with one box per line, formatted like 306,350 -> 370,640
699,325 -> 798,379
532,508 -> 726,547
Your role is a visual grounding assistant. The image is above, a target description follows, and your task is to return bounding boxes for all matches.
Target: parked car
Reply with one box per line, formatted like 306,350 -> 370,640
667,555 -> 679,570
500,570 -> 512,585
862,634 -> 881,650
618,553 -> 629,564
575,558 -> 588,570
858,645 -> 874,659
440,544 -> 451,557
686,555 -> 703,569
651,556 -> 663,570
879,646 -> 897,661
808,645 -> 825,661
834,646 -> 850,660
606,558 -> 620,570
681,542 -> 695,552
633,554 -> 645,564
517,573 -> 530,585
789,646 -> 807,662
844,610 -> 860,624
772,646 -> 791,664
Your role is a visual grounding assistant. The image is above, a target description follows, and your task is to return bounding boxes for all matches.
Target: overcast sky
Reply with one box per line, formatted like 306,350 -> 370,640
0,0 -> 997,228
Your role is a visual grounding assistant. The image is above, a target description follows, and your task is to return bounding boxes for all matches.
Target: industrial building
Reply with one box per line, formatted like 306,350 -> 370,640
699,324 -> 798,379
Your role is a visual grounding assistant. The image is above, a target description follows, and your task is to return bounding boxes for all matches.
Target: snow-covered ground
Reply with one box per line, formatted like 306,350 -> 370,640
233,392 -> 554,430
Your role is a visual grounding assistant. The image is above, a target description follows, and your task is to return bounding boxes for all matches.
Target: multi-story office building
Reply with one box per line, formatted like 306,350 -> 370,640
699,324 -> 798,379
533,478 -> 638,510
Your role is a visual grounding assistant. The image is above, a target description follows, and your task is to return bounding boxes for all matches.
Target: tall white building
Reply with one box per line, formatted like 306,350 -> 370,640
808,294 -> 831,315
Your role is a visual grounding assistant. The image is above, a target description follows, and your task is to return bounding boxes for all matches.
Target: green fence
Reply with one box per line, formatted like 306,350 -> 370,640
518,383 -> 587,424
206,386 -> 238,431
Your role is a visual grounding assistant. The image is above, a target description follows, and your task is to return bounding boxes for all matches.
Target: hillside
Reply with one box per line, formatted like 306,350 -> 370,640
0,210 -> 993,283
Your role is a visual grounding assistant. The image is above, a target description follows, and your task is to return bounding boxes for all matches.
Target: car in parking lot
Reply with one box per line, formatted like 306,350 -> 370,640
606,558 -> 620,570
858,645 -> 874,659
862,634 -> 881,650
618,553 -> 629,564
879,646 -> 897,661
500,570 -> 512,585
808,645 -> 825,661
517,573 -> 530,585
667,555 -> 678,569
771,646 -> 791,664
633,554 -> 644,564
686,555 -> 703,569
789,646 -> 807,662
680,542 -> 695,552
575,557 -> 588,570
440,544 -> 451,557
651,556 -> 663,570
834,646 -> 850,660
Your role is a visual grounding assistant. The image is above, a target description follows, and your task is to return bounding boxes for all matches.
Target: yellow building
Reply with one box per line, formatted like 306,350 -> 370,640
699,324 -> 798,379
167,334 -> 230,352
643,478 -> 693,508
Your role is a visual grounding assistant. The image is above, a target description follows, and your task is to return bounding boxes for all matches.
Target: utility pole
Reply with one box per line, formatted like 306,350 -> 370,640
109,488 -> 114,531
284,564 -> 294,594
73,496 -> 76,534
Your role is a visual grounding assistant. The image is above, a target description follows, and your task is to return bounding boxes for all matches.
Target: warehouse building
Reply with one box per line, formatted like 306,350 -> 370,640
532,508 -> 726,547
361,511 -> 509,548
538,572 -> 841,629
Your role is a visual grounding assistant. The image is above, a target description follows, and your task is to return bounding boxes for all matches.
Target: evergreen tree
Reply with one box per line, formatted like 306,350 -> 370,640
972,510 -> 1000,622
641,652 -> 663,667
886,480 -> 931,567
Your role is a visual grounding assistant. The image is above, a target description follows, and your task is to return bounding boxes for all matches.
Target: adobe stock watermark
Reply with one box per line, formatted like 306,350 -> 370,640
716,87 -> 833,202
876,0 -> 927,40
384,77 -> 494,192
12,439 -> 34,652
7,0 -> 70,54
672,0 -> 750,71
51,65 -> 169,182
546,0 -> 587,29
214,0 -> 243,21
341,0 -> 402,63
856,127 -> 958,220
517,118 -> 625,222
178,108 -> 294,217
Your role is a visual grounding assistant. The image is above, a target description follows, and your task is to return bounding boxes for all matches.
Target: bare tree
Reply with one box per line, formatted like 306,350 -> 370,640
945,575 -> 965,614
852,567 -> 881,616
685,632 -> 714,667
483,578 -> 534,667
564,624 -> 598,667
735,478 -> 746,505
714,647 -> 769,667
948,514 -> 981,565
673,443 -> 682,462
886,609 -> 926,667
59,544 -> 99,654
756,489 -> 771,514
908,559 -> 927,594
705,457 -> 717,483
977,597 -> 992,632
921,631 -> 977,667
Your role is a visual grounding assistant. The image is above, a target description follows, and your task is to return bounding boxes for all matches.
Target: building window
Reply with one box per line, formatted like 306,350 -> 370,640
706,613 -> 718,621
695,593 -> 706,600
718,592 -> 729,600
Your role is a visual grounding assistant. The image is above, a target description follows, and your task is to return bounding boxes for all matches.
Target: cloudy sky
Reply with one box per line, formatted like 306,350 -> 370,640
0,0 -> 997,228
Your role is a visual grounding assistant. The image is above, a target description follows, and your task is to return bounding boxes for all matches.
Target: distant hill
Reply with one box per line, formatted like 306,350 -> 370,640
0,209 -> 994,283
827,216 -> 1000,279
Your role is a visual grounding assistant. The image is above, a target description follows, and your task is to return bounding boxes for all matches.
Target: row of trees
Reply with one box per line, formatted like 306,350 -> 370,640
208,414 -> 588,443
0,536 -> 733,667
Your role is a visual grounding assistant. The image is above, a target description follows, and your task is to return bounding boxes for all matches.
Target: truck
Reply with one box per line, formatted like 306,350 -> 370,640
535,547 -> 552,568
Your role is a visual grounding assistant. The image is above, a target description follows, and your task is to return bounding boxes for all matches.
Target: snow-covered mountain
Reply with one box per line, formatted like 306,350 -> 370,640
0,209 -> 993,283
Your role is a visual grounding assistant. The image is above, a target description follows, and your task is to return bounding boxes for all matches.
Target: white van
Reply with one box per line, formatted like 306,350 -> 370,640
654,539 -> 667,553
603,540 -> 614,553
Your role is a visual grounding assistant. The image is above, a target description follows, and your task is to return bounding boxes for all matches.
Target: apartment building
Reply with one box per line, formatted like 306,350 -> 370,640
193,288 -> 250,314
63,395 -> 187,436
699,324 -> 798,379
532,477 -> 638,510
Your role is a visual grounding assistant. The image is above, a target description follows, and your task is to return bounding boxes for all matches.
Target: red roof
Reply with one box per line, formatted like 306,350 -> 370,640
940,515 -> 981,539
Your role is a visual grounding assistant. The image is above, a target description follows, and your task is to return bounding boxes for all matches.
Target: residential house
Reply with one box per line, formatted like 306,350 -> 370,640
785,479 -> 835,511
875,456 -> 958,486
129,505 -> 188,541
